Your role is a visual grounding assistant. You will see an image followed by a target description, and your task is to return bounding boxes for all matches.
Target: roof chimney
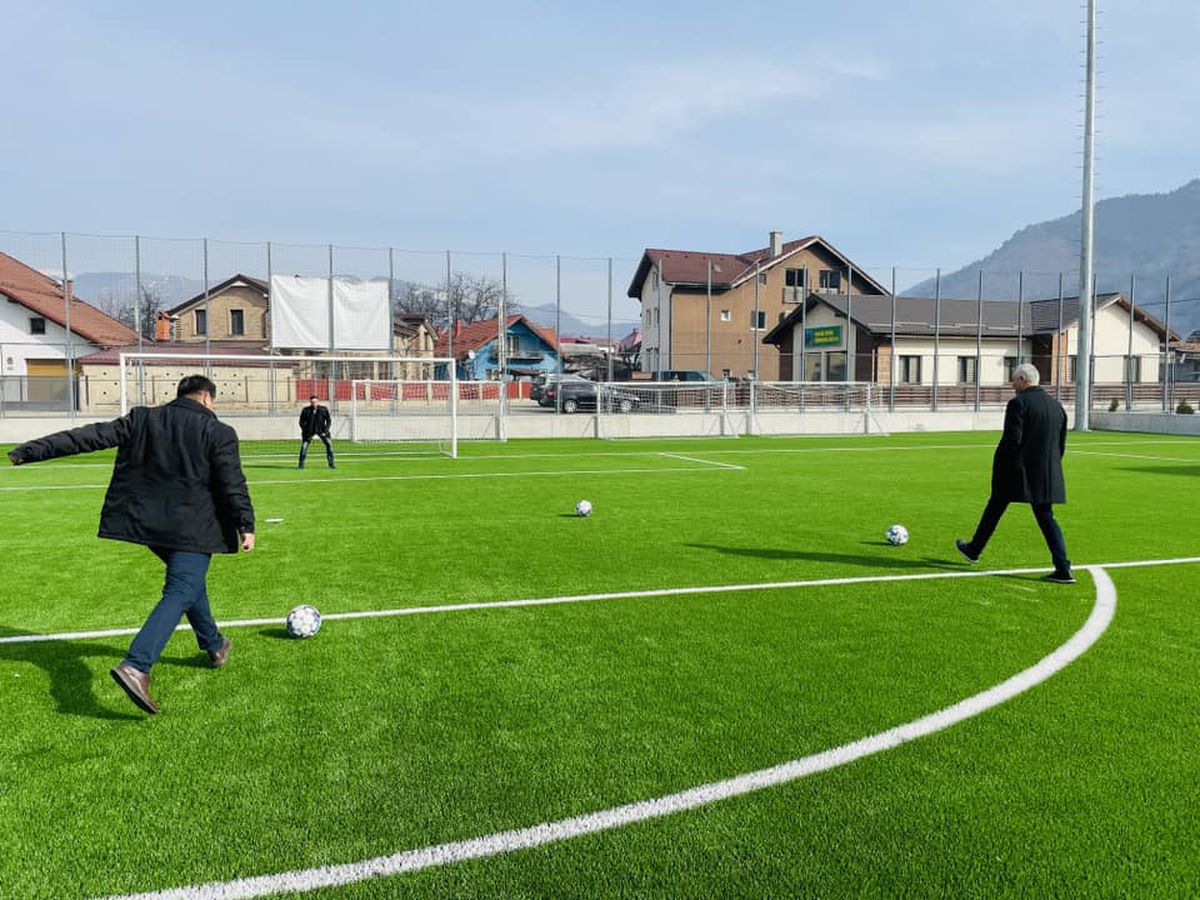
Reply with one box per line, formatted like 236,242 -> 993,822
769,231 -> 783,258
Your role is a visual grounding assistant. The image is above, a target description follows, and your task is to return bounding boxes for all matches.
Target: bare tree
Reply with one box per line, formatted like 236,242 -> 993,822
394,273 -> 516,325
94,285 -> 163,340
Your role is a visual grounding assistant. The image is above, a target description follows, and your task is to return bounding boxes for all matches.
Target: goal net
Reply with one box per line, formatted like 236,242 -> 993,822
116,352 -> 464,461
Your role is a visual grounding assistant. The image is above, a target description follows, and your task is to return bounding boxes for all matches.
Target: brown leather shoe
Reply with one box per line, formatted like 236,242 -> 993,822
209,637 -> 232,668
110,663 -> 158,715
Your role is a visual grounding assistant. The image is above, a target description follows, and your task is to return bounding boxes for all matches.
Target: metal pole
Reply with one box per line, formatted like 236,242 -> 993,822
1126,275 -> 1136,410
1163,275 -> 1172,413
327,244 -> 336,353
888,266 -> 897,411
656,259 -> 665,373
134,235 -> 144,352
606,257 -> 614,383
800,267 -> 808,387
61,232 -> 75,420
705,259 -> 712,376
1016,270 -> 1024,366
555,254 -> 562,414
1055,272 -> 1065,402
975,270 -> 984,413
388,247 -> 395,356
846,265 -> 854,388
1075,0 -> 1098,431
500,252 -> 508,428
933,268 -> 941,411
445,250 -> 453,364
203,238 -> 211,363
752,259 -> 761,379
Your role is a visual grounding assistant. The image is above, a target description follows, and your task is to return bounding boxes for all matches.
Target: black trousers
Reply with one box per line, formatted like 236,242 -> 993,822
968,499 -> 1071,573
299,433 -> 334,467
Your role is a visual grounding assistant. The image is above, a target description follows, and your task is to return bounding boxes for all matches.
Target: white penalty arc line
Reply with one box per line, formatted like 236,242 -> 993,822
104,566 -> 1119,900
7,555 -> 1199,647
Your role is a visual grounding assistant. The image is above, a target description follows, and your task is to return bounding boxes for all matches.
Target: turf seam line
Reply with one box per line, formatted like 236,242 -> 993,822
0,465 -> 737,493
7,555 -> 1198,646
98,567 -> 1118,900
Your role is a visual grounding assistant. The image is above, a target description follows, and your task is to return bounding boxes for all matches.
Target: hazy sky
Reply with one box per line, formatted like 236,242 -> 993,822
3,0 -> 1198,282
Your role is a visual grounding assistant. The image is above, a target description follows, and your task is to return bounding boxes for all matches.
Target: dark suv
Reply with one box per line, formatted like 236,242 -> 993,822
544,380 -> 640,413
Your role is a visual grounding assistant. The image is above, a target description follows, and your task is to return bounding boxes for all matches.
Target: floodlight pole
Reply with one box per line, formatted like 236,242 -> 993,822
1075,0 -> 1098,431
705,259 -> 713,376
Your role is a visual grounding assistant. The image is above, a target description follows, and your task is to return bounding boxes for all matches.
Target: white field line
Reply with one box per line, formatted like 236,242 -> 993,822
658,452 -> 746,470
102,566 -> 1120,900
8,555 -> 1199,647
0,465 -> 734,494
1072,450 -> 1200,463
5,437 -> 1195,473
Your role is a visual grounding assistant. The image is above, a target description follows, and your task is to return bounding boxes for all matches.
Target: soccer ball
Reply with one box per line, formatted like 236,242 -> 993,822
886,524 -> 909,546
575,499 -> 593,517
286,604 -> 322,639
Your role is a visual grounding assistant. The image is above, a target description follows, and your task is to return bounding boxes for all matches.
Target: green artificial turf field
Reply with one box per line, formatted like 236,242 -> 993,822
0,431 -> 1197,898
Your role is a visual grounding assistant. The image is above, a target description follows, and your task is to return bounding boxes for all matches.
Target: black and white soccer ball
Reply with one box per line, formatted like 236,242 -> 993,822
286,604 -> 323,639
885,524 -> 909,546
575,499 -> 593,517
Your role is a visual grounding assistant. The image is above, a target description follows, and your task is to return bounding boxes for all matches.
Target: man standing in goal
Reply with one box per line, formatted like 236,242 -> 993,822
7,375 -> 255,714
298,395 -> 335,469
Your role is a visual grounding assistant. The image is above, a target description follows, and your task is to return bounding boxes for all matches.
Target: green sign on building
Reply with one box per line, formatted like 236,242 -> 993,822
804,325 -> 842,348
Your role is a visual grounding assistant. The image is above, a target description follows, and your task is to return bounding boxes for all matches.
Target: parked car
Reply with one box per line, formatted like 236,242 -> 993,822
544,380 -> 640,413
654,369 -> 718,382
531,372 -> 589,403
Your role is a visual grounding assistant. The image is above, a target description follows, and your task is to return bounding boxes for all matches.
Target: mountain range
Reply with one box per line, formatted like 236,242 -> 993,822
908,179 -> 1200,338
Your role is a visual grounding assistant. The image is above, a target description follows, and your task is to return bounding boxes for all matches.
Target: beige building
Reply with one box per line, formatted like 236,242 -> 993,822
163,274 -> 270,343
627,233 -> 887,379
762,291 -> 1176,403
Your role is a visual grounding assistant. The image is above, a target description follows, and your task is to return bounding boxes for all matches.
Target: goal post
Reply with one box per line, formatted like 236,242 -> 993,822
116,352 -> 463,460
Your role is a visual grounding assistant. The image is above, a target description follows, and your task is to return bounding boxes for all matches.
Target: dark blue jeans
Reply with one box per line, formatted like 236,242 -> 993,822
124,548 -> 223,673
968,499 -> 1071,573
299,434 -> 334,467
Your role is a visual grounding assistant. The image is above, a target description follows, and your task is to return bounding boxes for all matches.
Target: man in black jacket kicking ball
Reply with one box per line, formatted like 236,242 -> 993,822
298,395 -> 335,469
7,375 -> 256,714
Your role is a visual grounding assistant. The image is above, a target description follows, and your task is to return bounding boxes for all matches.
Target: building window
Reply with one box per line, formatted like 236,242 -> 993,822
785,269 -> 806,288
721,368 -> 732,379
751,310 -> 767,330
1125,355 -> 1141,383
230,309 -> 245,336
195,309 -> 207,336
720,309 -> 731,322
1068,355 -> 1077,383
505,334 -> 520,355
899,355 -> 922,384
819,269 -> 841,291
653,309 -> 659,325
758,272 -> 768,285
650,270 -> 659,290
29,316 -> 46,335
957,355 -> 977,384
1003,356 -> 1018,381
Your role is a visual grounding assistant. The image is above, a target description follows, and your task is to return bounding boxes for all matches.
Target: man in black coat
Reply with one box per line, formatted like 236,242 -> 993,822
298,395 -> 335,469
7,375 -> 255,714
956,363 -> 1073,583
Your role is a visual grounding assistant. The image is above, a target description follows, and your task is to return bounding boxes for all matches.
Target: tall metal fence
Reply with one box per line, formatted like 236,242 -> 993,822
2,230 -> 1198,420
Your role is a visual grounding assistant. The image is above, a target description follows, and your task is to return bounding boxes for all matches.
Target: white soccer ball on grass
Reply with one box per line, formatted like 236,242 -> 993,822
575,499 -> 593,518
286,604 -> 323,639
885,524 -> 909,546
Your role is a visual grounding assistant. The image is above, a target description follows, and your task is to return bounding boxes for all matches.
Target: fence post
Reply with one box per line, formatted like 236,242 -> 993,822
1163,275 -> 1173,413
975,270 -> 984,413
932,268 -> 941,411
1126,275 -> 1136,411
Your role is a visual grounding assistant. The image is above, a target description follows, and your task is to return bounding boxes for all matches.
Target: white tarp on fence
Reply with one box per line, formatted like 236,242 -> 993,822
270,275 -> 390,350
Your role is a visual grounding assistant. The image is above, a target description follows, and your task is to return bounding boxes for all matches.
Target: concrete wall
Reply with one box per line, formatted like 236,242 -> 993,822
1092,411 -> 1200,436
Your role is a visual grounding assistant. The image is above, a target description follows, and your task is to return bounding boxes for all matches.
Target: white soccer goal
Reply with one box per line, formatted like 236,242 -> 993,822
116,352 -> 463,461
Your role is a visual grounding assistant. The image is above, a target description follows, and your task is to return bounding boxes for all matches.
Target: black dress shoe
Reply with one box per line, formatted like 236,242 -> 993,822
209,637 -> 232,668
110,663 -> 159,714
1043,570 -> 1076,585
955,539 -> 979,564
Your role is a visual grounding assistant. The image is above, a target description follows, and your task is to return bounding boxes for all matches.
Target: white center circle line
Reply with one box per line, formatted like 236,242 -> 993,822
101,566 -> 1118,900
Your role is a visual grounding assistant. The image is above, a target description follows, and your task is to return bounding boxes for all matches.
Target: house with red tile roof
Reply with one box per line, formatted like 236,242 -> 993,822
1,251 -> 139,408
626,232 -> 886,379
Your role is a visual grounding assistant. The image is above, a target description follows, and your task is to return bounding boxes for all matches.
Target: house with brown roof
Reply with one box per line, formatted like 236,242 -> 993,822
165,274 -> 270,343
762,290 -> 1177,400
1,251 -> 139,409
626,233 -> 887,379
